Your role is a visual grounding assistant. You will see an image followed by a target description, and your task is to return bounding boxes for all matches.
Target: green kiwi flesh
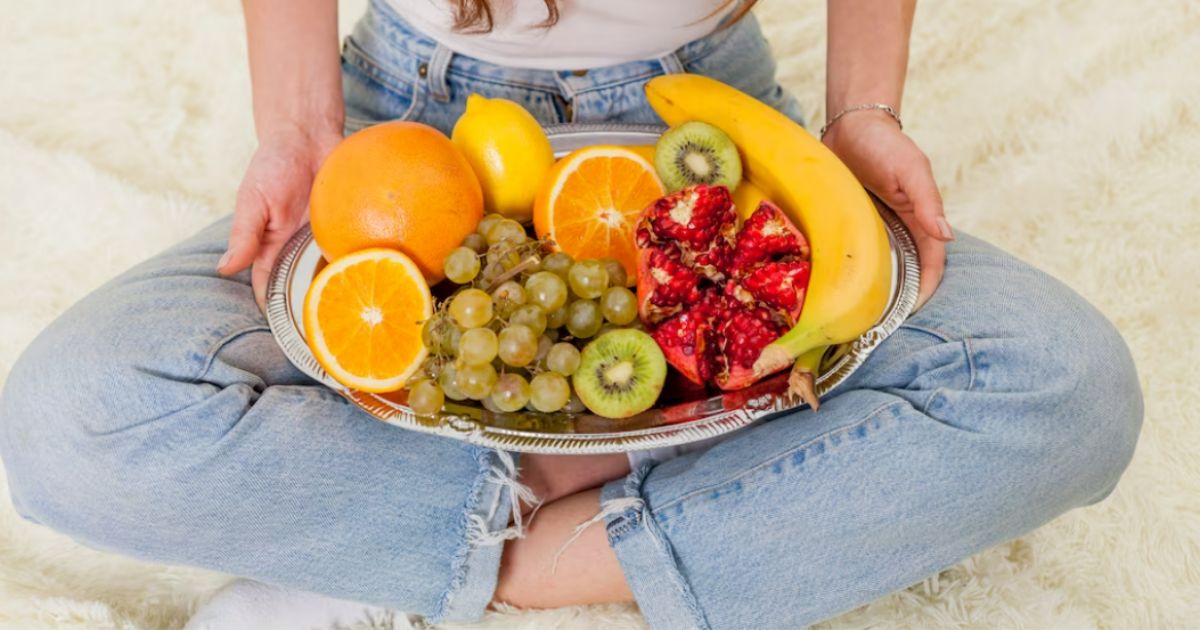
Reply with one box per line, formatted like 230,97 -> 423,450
573,329 -> 667,419
654,121 -> 743,192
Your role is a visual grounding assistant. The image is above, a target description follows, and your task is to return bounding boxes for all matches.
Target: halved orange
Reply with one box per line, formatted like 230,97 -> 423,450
303,248 -> 432,393
533,146 -> 665,283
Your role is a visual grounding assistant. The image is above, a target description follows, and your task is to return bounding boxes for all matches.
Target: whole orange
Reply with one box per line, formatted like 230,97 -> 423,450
309,121 -> 483,282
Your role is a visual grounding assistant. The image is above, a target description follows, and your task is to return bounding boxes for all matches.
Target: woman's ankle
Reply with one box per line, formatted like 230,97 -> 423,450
518,453 -> 631,514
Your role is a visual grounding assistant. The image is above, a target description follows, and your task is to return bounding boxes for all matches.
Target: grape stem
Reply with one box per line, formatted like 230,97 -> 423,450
485,255 -> 541,293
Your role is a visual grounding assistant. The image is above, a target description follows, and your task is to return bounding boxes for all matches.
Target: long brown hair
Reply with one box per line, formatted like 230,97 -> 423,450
450,0 -> 758,34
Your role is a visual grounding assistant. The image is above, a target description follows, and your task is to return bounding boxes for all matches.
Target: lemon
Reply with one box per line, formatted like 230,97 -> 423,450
451,94 -> 554,222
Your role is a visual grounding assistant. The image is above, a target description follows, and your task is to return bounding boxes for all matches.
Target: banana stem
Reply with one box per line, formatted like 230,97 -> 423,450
788,346 -> 827,411
753,327 -> 828,377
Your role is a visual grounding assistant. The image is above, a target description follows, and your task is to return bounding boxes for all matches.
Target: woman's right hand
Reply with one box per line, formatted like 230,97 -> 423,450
217,122 -> 343,310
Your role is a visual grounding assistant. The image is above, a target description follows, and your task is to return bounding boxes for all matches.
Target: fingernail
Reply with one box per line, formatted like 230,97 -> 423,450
217,250 -> 231,271
935,217 -> 955,241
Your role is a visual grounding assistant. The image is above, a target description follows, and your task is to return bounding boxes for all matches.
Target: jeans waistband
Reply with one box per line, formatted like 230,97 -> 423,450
361,0 -> 741,97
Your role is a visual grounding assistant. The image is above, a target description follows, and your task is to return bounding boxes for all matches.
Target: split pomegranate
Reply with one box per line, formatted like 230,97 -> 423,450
636,184 -> 811,390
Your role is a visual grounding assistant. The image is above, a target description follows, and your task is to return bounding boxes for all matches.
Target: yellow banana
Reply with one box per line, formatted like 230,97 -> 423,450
645,74 -> 892,397
730,178 -> 768,224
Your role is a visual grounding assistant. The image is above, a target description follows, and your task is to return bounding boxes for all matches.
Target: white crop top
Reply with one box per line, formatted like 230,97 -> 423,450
386,0 -> 737,70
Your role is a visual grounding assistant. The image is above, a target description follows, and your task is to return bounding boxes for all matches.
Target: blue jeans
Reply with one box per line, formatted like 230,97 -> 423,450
0,3 -> 1142,629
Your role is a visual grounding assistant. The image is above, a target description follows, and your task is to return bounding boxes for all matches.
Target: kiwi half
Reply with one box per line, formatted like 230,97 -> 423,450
573,329 -> 667,419
654,121 -> 743,192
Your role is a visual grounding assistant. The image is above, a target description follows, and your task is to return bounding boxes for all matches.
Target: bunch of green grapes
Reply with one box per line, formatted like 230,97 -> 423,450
407,214 -> 642,417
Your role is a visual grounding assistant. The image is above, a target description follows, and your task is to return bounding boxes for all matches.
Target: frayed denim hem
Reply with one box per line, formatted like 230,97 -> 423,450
600,465 -> 710,630
429,448 -> 535,624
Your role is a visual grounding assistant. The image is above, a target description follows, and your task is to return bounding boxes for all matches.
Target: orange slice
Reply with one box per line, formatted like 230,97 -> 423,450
533,146 -> 666,282
303,248 -> 432,393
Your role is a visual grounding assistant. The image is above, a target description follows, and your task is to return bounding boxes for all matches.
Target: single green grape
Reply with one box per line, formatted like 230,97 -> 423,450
458,327 -> 498,366
567,260 -> 609,299
486,242 -> 523,271
476,213 -> 504,237
546,342 -> 581,375
449,289 -> 494,329
480,260 -> 506,287
481,394 -> 504,414
443,247 -> 481,284
421,317 -> 442,354
510,304 -> 548,336
524,271 -> 568,312
444,324 -> 462,356
407,380 -> 444,416
421,314 -> 461,356
489,373 -> 531,412
491,280 -> 527,318
600,286 -> 638,325
462,232 -> 489,254
439,363 -> 468,401
420,355 -> 446,381
534,334 -> 555,364
529,372 -> 571,412
541,252 -> 574,279
565,299 -> 603,338
497,325 -> 539,367
486,219 -> 527,246
455,362 -> 497,400
546,304 -> 569,330
599,257 -> 629,288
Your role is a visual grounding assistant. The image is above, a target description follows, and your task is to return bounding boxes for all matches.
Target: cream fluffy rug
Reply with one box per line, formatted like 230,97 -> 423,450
1,0 -> 1197,627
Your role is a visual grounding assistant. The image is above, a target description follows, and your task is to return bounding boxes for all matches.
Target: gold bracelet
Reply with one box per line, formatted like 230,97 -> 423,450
819,103 -> 902,138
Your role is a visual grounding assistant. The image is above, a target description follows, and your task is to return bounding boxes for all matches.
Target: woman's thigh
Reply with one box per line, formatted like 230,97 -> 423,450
0,216 -> 522,623
597,233 -> 1143,629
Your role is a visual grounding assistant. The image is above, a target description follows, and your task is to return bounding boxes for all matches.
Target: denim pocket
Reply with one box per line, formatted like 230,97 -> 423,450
341,35 -> 426,133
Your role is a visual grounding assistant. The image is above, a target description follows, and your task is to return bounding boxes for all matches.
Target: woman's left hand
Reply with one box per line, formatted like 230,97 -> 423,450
821,110 -> 952,310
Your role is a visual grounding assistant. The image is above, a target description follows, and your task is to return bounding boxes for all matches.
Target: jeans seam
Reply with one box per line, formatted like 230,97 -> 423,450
916,340 -> 976,414
446,70 -> 561,94
963,337 -> 979,391
197,324 -> 273,382
899,322 -> 955,343
652,400 -> 906,514
674,35 -> 728,68
567,70 -> 667,96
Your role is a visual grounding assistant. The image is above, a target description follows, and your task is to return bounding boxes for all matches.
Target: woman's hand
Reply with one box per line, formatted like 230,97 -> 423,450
228,0 -> 343,309
822,111 -> 952,310
217,123 -> 342,309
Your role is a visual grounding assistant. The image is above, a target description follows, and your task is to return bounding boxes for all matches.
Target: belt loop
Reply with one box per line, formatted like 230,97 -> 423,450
656,51 -> 687,75
427,42 -> 454,103
551,73 -> 577,102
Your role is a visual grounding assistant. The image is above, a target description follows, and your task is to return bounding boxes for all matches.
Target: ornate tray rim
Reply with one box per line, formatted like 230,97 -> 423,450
265,123 -> 920,454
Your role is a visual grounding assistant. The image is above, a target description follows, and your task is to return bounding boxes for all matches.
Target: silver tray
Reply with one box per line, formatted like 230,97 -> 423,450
266,123 -> 920,454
